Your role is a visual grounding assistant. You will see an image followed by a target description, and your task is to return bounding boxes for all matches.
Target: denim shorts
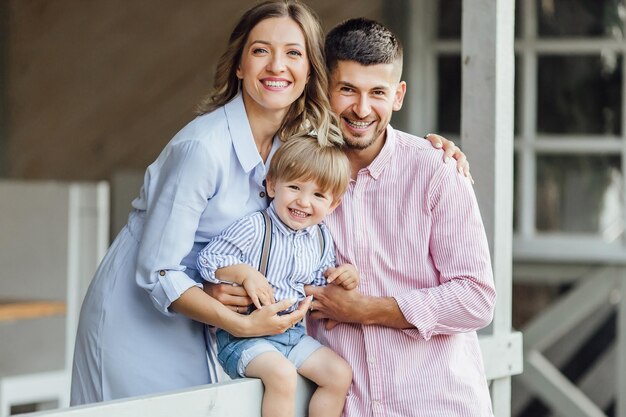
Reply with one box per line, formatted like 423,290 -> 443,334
216,323 -> 322,379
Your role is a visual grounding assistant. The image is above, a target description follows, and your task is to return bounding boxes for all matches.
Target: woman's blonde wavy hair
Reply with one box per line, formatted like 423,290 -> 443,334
196,0 -> 343,147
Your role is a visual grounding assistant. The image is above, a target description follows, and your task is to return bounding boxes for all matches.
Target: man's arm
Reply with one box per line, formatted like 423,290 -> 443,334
390,161 -> 495,340
307,161 -> 495,337
305,284 -> 412,328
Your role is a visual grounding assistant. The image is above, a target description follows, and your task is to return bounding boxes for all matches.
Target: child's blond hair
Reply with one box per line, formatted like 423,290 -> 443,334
267,134 -> 351,201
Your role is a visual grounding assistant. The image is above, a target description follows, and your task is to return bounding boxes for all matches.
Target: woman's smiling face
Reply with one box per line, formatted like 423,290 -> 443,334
237,16 -> 310,119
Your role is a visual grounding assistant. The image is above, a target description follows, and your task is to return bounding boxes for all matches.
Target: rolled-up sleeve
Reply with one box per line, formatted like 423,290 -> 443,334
136,140 -> 216,315
394,163 -> 496,340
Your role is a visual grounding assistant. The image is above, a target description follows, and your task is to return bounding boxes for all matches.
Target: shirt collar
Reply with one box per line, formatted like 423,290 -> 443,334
266,202 -> 317,237
365,124 -> 396,179
224,93 -> 268,173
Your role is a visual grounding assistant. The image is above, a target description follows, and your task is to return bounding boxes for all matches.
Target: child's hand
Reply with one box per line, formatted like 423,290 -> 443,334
325,263 -> 359,290
242,270 -> 275,310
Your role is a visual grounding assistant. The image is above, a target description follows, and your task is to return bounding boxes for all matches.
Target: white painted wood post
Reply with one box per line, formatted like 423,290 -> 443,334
461,1 -> 517,416
619,269 -> 626,417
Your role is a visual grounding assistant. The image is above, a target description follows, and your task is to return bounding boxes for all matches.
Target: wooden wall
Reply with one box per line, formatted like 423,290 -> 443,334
5,0 -> 384,180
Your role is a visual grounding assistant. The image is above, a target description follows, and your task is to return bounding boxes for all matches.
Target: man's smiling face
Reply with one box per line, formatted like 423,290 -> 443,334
329,60 -> 406,152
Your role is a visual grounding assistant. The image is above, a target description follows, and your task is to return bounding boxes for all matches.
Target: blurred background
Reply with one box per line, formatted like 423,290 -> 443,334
1,0 -> 625,416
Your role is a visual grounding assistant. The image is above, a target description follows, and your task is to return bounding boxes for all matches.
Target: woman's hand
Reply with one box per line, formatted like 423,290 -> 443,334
424,133 -> 473,183
232,296 -> 313,337
203,282 -> 252,313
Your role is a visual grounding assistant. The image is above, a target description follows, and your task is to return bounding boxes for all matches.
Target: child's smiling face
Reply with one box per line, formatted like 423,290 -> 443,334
266,177 -> 340,230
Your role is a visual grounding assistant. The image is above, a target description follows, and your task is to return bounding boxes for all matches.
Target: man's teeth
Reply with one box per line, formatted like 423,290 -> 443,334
290,209 -> 308,217
265,80 -> 289,87
347,119 -> 372,128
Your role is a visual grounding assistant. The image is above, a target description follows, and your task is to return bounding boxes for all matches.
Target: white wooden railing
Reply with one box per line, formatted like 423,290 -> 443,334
11,333 -> 522,417
20,378 -> 315,417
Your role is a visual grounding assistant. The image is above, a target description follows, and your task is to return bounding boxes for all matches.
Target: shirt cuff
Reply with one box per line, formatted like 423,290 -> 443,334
394,290 -> 439,341
150,269 -> 201,316
197,255 -> 245,283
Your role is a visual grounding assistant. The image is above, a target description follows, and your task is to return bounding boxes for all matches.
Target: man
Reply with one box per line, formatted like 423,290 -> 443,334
208,17 -> 495,417
304,18 -> 496,417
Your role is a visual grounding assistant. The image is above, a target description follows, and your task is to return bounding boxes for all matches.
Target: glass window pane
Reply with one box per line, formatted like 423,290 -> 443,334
437,55 -> 461,134
537,55 -> 622,135
436,55 -> 519,135
537,0 -> 625,38
437,0 -> 462,39
536,154 -> 623,240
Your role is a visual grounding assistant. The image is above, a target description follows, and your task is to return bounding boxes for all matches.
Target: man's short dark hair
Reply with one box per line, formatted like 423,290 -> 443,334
325,18 -> 403,72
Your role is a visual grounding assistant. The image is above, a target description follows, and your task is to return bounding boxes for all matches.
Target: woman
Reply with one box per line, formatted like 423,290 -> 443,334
71,0 -> 462,405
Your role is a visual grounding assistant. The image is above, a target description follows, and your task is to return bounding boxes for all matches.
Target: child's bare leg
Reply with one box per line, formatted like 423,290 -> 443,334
298,347 -> 352,417
246,351 -> 298,417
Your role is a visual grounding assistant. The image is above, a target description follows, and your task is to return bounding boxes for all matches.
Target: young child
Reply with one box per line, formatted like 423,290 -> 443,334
197,134 -> 357,417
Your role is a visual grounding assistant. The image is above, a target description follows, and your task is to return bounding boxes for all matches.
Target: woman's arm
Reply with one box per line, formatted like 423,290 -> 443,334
135,141 -> 216,315
135,140 -> 304,336
171,287 -> 311,337
424,133 -> 472,182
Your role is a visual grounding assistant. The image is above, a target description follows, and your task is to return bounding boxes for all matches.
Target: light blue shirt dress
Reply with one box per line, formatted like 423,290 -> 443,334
70,93 -> 280,404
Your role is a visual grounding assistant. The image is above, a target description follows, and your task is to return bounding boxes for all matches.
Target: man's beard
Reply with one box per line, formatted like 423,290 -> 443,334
342,128 -> 383,150
339,111 -> 382,150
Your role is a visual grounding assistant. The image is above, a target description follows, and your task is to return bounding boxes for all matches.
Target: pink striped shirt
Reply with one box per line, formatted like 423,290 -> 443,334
307,126 -> 496,417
